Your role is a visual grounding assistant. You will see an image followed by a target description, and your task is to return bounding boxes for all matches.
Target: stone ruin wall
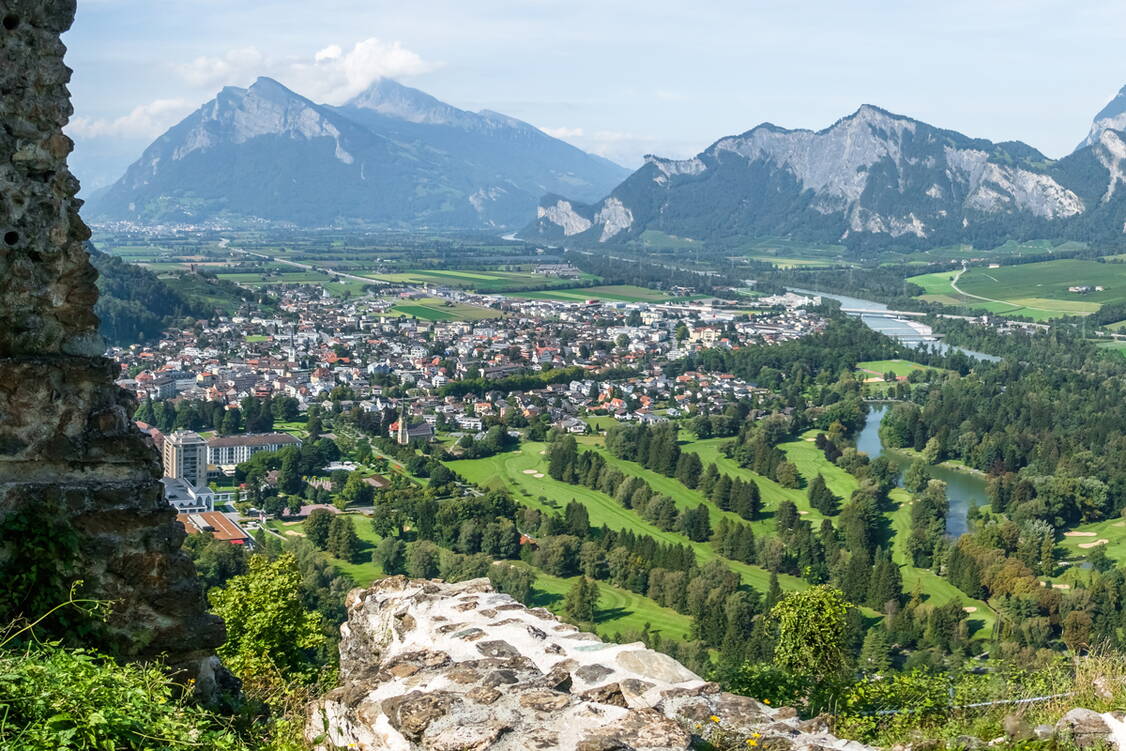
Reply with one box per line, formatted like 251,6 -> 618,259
0,0 -> 223,688
309,576 -> 876,751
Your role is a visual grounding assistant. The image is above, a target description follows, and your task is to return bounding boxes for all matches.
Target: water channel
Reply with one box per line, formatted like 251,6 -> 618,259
856,404 -> 988,538
789,287 -> 1000,362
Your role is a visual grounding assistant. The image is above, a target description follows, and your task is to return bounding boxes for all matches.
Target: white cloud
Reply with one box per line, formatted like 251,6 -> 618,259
174,47 -> 265,89
295,38 -> 438,103
541,126 -> 584,139
314,44 -> 342,63
170,38 -> 438,105
67,98 -> 195,139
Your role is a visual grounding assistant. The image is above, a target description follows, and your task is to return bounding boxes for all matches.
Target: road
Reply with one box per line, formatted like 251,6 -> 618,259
223,243 -> 385,285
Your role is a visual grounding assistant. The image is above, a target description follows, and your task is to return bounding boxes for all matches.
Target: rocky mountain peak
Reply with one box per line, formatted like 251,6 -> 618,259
345,76 -> 473,127
1080,84 -> 1126,150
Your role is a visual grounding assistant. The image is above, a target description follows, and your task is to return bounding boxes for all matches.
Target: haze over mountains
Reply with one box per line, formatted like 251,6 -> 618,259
91,77 -> 1126,250
87,77 -> 629,228
531,92 -> 1126,250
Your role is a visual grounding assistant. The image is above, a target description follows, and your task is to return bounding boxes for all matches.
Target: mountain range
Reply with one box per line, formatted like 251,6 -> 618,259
530,91 -> 1126,251
86,77 -> 628,228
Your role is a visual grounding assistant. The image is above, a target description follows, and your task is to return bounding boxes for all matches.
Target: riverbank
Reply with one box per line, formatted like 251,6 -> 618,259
882,445 -> 988,479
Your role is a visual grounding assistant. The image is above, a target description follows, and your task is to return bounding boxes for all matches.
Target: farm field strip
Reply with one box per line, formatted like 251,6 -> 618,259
504,285 -> 673,303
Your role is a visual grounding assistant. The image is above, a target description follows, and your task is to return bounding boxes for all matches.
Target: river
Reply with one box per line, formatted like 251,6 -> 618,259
789,288 -> 1000,362
856,404 -> 988,537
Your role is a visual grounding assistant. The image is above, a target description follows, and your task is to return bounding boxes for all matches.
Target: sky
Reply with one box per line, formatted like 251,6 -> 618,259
63,0 -> 1126,191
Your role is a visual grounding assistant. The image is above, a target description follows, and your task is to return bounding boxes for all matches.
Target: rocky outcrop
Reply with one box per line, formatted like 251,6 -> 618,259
308,577 -> 873,751
0,0 -> 224,692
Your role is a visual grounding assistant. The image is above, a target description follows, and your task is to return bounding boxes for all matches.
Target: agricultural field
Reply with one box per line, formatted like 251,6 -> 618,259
891,239 -> 1089,266
907,259 -> 1126,319
364,268 -> 598,292
1095,340 -> 1126,358
737,237 -> 852,268
385,297 -> 503,321
506,285 -> 673,303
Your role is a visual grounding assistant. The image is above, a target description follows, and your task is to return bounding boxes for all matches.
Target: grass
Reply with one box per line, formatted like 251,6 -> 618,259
855,359 -> 938,380
447,440 -> 807,594
1095,340 -> 1126,358
529,567 -> 694,641
387,297 -> 502,321
1055,516 -> 1126,567
365,268 -> 597,292
268,513 -> 385,585
907,260 -> 1126,320
682,433 -> 994,628
506,285 -> 672,303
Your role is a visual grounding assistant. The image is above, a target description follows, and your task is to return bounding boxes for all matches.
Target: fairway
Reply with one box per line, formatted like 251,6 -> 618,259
506,285 -> 672,303
450,433 -> 990,628
529,568 -> 694,641
908,260 -> 1126,319
447,441 -> 807,594
856,359 -> 937,380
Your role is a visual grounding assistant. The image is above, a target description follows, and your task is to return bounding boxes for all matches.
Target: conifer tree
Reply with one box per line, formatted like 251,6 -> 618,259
564,576 -> 599,623
859,626 -> 893,674
808,474 -> 840,516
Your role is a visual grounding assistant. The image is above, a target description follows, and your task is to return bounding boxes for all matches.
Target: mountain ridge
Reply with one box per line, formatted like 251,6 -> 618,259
529,97 -> 1126,250
86,77 -> 628,229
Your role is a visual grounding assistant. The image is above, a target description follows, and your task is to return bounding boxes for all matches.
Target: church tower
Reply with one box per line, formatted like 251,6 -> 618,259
397,405 -> 410,445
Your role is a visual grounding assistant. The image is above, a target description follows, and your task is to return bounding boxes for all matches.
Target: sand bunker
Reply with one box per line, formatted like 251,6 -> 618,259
1064,531 -> 1097,537
1052,584 -> 1072,590
533,473 -> 545,479
1114,522 -> 1126,528
963,606 -> 977,613
1078,539 -> 1110,549
522,469 -> 537,475
798,510 -> 809,515
539,450 -> 546,455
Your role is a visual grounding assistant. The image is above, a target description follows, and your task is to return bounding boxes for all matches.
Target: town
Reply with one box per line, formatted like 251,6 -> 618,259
119,277 -> 826,542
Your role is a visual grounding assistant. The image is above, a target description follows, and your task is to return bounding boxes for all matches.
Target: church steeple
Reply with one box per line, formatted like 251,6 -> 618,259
397,404 -> 409,445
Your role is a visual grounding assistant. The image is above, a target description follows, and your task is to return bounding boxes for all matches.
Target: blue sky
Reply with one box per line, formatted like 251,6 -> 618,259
64,0 -> 1126,190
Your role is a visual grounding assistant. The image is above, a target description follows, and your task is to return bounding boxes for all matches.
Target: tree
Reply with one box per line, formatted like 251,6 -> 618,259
208,553 -> 326,682
564,576 -> 599,623
808,474 -> 840,516
326,515 -> 362,562
406,541 -> 441,579
374,538 -> 406,575
303,508 -> 334,550
775,461 -> 801,489
770,585 -> 850,680
276,450 -> 303,495
859,627 -> 893,674
339,472 -> 373,507
903,460 -> 933,494
564,501 -> 590,537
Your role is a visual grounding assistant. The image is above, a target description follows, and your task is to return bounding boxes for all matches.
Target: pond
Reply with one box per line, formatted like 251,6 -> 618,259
856,404 -> 989,537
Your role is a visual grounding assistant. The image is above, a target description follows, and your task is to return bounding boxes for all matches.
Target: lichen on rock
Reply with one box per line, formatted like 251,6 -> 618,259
308,576 -> 875,751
